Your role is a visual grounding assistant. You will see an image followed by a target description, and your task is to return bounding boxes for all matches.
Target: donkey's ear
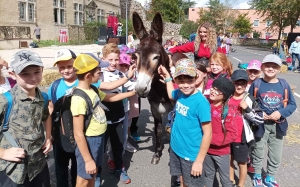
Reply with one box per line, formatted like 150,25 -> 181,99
150,12 -> 163,44
132,12 -> 148,40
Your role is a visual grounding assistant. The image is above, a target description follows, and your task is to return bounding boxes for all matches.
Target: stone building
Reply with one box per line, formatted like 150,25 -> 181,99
0,0 -> 121,40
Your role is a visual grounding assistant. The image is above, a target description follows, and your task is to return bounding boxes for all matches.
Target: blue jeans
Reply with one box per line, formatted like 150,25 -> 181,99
291,53 -> 300,67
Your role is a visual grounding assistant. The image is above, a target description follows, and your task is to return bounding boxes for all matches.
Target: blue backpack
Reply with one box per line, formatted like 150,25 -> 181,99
1,91 -> 48,147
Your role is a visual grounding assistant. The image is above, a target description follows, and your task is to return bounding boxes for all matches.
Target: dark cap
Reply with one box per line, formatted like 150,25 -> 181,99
212,77 -> 235,101
231,69 -> 248,82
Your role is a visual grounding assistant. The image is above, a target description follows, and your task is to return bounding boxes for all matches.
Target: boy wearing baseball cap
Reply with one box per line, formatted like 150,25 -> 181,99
0,50 -> 52,186
249,54 -> 297,187
246,60 -> 262,91
71,54 -> 136,187
158,58 -> 212,187
229,70 -> 264,187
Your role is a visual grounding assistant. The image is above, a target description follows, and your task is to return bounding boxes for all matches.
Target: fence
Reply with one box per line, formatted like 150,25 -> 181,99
68,25 -> 99,42
0,26 -> 31,40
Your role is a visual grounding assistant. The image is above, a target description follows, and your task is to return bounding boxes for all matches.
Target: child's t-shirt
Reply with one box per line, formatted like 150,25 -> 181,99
228,97 -> 244,143
170,89 -> 211,162
70,88 -> 107,136
0,77 -> 13,94
48,78 -> 101,102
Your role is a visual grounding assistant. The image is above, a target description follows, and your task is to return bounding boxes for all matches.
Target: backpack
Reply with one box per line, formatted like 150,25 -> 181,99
253,78 -> 289,108
1,91 -> 48,147
51,85 -> 106,153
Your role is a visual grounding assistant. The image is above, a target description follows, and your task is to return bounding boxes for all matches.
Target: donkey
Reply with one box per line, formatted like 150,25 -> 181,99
132,12 -> 173,164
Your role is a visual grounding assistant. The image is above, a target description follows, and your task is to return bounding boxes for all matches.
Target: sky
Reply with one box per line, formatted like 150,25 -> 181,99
135,0 -> 251,9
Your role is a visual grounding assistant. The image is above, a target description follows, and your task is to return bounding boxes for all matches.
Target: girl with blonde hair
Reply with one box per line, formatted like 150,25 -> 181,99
168,22 -> 217,66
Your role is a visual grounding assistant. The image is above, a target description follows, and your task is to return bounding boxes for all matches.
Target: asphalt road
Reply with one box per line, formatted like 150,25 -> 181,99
47,46 -> 300,187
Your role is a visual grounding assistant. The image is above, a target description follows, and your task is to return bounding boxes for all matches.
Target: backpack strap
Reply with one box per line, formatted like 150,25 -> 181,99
51,78 -> 62,104
2,92 -> 19,147
72,88 -> 95,132
89,85 -> 109,111
41,92 -> 49,110
278,78 -> 289,108
253,78 -> 262,98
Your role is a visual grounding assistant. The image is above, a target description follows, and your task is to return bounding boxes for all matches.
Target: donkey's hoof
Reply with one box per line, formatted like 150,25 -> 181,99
151,156 -> 160,165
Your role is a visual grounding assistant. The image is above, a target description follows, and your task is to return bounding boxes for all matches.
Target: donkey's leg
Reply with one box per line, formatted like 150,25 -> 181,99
151,113 -> 163,165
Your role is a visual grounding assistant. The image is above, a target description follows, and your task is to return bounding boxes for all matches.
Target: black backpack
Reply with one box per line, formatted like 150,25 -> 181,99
51,85 -> 101,153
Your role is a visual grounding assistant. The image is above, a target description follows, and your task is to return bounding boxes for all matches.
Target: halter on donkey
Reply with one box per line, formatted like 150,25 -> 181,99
133,12 -> 173,164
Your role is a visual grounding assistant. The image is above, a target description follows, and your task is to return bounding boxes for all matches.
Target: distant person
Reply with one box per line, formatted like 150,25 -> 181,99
217,31 -> 225,47
288,36 -> 300,71
272,42 -> 278,54
127,31 -> 134,47
33,24 -> 41,42
189,31 -> 196,42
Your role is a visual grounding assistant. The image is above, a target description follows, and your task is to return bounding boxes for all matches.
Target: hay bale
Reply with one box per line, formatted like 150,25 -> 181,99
40,69 -> 61,86
280,64 -> 288,73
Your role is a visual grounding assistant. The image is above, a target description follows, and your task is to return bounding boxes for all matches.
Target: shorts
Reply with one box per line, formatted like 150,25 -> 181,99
75,134 -> 105,179
169,148 -> 206,187
230,142 -> 249,163
0,164 -> 50,187
36,35 -> 40,39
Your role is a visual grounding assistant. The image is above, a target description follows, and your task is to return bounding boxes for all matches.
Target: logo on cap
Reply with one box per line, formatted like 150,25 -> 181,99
18,52 -> 31,61
57,51 -> 64,58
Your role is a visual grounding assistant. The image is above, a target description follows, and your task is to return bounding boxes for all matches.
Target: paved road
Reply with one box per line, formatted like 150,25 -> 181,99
47,46 -> 300,187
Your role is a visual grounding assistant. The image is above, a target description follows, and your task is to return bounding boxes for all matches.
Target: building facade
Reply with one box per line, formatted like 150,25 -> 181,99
0,0 -> 120,40
188,7 -> 300,39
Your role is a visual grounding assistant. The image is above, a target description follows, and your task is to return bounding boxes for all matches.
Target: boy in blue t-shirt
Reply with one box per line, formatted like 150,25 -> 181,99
249,54 -> 297,187
158,58 -> 212,187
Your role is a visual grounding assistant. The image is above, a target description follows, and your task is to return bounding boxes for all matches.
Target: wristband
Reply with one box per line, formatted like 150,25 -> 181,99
125,74 -> 130,80
164,78 -> 173,82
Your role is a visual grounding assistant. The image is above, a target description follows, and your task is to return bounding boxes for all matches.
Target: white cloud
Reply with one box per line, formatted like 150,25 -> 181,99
195,0 -> 209,7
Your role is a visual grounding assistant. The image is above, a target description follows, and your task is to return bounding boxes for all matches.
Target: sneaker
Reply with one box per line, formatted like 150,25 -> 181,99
173,176 -> 180,187
264,175 -> 279,187
107,159 -> 116,173
130,132 -> 141,142
95,176 -> 101,187
115,169 -> 131,184
125,142 -> 137,153
252,174 -> 265,187
248,163 -> 255,173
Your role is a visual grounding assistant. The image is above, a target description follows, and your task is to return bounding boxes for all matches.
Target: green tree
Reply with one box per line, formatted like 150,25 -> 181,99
178,0 -> 197,16
179,20 -> 199,39
146,0 -> 184,23
232,13 -> 252,36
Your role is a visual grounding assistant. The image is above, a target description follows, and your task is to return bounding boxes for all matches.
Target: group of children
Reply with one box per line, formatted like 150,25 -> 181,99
159,52 -> 296,187
0,45 -> 297,187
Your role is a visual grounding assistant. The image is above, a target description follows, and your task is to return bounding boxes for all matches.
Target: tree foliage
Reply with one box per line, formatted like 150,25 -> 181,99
197,0 -> 236,33
146,0 -> 185,23
178,0 -> 197,16
179,20 -> 199,39
232,13 -> 253,36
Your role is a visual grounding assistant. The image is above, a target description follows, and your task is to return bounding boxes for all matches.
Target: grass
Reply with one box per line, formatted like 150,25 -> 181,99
34,39 -> 97,47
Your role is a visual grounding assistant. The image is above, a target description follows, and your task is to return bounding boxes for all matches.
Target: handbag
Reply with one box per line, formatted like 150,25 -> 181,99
165,90 -> 181,133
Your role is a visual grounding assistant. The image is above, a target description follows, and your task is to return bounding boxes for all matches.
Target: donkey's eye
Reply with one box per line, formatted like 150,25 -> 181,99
153,55 -> 160,60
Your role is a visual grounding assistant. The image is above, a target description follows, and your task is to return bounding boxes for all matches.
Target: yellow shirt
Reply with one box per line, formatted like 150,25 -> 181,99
71,88 -> 107,136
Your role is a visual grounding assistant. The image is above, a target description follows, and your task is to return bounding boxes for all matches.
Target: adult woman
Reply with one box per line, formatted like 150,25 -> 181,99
168,22 -> 217,66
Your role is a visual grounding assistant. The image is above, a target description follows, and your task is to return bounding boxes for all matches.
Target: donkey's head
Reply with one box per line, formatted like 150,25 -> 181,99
133,12 -> 169,98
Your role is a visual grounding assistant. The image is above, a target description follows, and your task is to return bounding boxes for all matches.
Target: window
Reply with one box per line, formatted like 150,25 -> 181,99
297,20 -> 300,26
192,9 -> 195,11
253,20 -> 259,27
53,0 -> 65,25
74,3 -> 83,25
18,0 -> 35,22
97,9 -> 105,23
266,20 -> 272,27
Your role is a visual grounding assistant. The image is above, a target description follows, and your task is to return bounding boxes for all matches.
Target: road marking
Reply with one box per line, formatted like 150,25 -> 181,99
232,57 -> 242,62
294,92 -> 300,98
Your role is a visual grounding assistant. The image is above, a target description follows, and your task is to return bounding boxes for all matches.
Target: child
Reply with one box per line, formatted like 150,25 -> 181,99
204,52 -> 233,97
272,42 -> 278,54
71,53 -> 136,187
205,77 -> 236,187
99,43 -> 135,184
48,49 -> 136,187
229,70 -> 264,187
158,58 -> 212,187
217,39 -> 227,55
0,58 -> 16,93
0,50 -> 52,186
194,60 -> 208,93
249,54 -> 297,187
246,60 -> 262,91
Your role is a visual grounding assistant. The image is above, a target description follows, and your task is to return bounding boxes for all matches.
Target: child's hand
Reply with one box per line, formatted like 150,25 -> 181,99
42,138 -> 52,155
269,111 -> 281,121
239,101 -> 248,110
158,65 -> 170,79
127,64 -> 137,79
191,160 -> 203,177
1,148 -> 26,162
85,159 -> 96,174
263,112 -> 270,120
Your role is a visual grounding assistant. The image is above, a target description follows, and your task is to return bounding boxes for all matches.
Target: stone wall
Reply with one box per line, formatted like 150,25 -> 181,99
120,0 -> 182,36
